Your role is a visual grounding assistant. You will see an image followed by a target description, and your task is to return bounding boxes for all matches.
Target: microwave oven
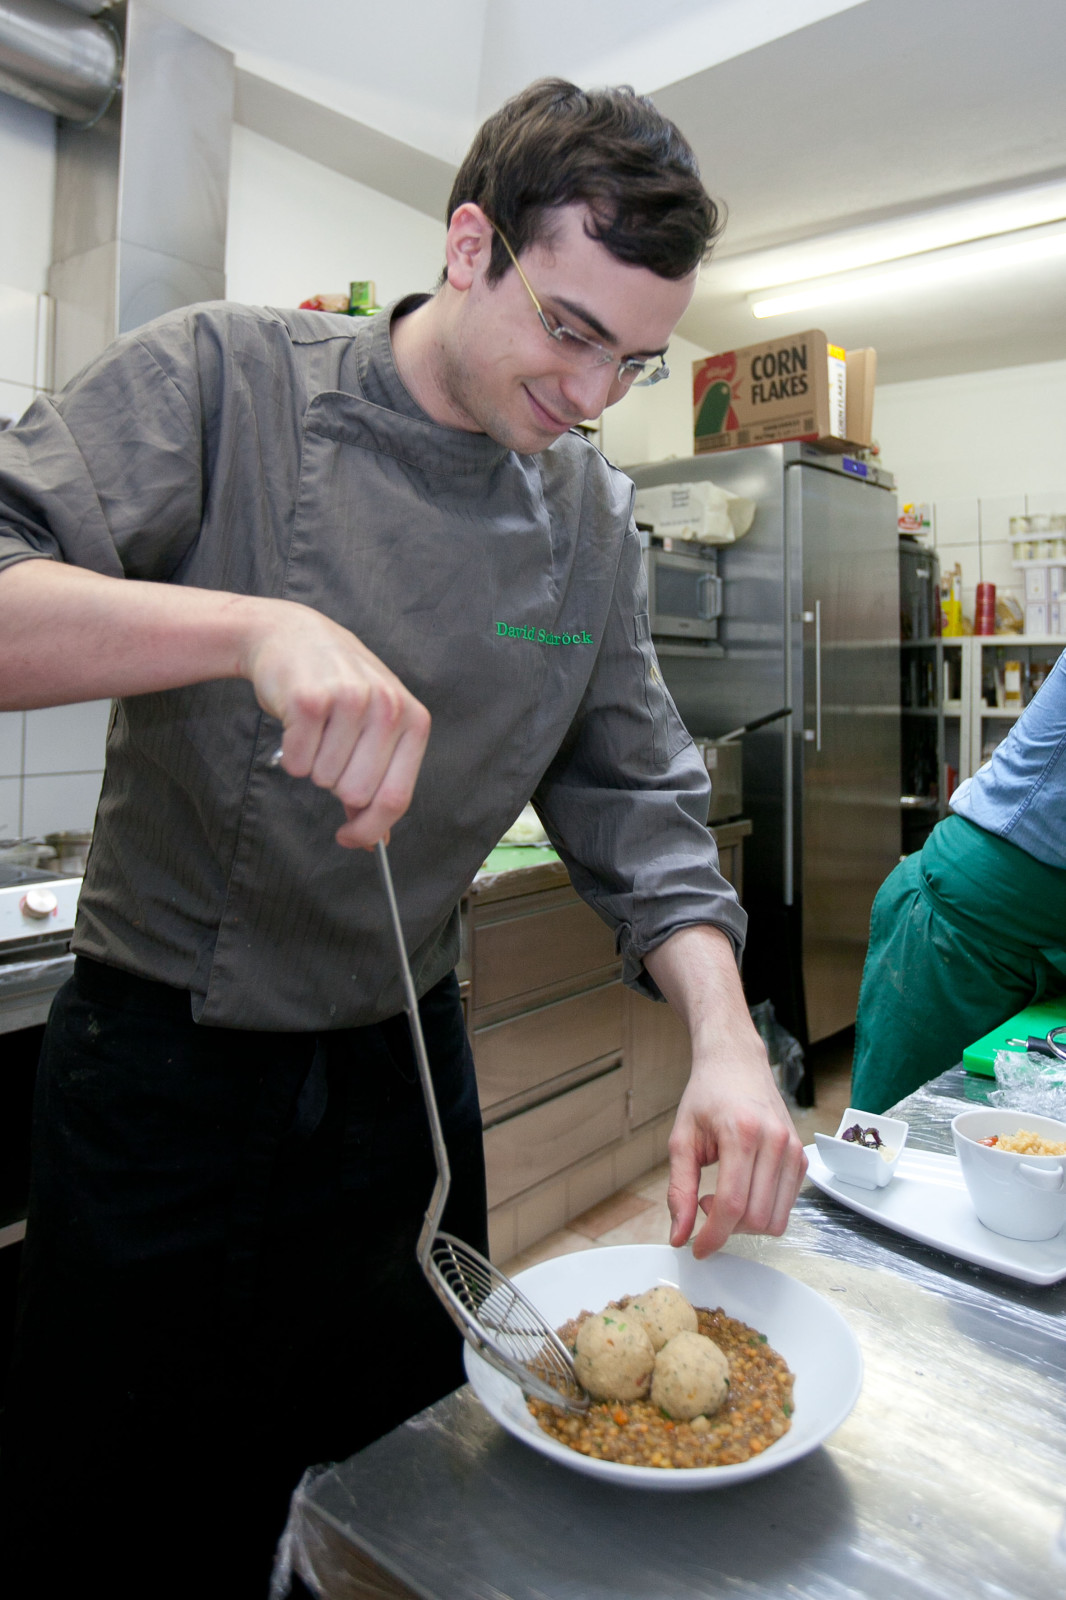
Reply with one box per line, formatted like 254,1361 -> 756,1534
641,541 -> 723,641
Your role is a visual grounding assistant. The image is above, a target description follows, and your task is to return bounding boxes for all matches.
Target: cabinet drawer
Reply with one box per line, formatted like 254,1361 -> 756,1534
473,896 -> 618,1010
473,982 -> 622,1116
483,1067 -> 625,1208
627,989 -> 692,1128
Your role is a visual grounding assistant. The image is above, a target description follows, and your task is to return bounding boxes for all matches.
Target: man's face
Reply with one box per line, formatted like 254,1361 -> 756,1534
439,204 -> 697,454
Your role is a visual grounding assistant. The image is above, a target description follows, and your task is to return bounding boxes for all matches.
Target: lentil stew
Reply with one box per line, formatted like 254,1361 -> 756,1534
528,1299 -> 794,1469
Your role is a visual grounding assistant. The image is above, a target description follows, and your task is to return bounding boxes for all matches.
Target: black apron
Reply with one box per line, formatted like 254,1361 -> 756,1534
0,957 -> 486,1599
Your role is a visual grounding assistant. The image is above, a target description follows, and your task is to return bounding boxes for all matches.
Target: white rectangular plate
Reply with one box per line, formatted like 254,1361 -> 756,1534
804,1144 -> 1066,1286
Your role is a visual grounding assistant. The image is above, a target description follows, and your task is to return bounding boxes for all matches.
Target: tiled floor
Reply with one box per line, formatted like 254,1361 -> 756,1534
501,1028 -> 855,1277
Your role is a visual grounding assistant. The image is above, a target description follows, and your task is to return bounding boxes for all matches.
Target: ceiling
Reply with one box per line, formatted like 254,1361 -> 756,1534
146,0 -> 1066,383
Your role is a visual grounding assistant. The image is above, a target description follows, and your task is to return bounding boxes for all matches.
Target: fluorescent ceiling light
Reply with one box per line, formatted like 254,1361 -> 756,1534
731,179 -> 1066,293
748,220 -> 1066,318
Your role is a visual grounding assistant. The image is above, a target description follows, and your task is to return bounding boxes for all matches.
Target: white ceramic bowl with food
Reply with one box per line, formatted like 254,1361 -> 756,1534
952,1109 -> 1066,1241
464,1243 -> 863,1491
813,1107 -> 909,1190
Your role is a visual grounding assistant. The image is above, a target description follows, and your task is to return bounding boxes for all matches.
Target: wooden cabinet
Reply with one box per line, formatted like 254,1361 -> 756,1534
625,987 -> 691,1130
466,821 -> 749,1265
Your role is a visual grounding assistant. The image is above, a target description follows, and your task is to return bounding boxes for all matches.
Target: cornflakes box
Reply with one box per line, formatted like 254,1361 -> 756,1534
694,330 -> 872,455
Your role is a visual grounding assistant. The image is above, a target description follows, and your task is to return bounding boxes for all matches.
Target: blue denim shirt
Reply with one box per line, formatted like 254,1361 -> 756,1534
950,649 -> 1066,869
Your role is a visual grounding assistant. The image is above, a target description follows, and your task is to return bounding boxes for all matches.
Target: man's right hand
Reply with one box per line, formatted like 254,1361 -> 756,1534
0,561 -> 430,849
241,603 -> 431,849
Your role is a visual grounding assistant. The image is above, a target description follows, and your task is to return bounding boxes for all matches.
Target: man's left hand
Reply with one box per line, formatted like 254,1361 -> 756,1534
643,925 -> 807,1259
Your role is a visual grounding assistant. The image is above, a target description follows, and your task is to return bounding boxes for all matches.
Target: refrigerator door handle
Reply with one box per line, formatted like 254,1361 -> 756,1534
814,598 -> 823,753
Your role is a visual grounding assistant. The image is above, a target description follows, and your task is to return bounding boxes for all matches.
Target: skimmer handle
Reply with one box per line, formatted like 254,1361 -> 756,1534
374,840 -> 451,1261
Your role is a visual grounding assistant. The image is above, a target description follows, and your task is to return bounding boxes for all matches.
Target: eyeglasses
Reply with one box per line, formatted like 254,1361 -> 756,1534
494,228 -> 670,389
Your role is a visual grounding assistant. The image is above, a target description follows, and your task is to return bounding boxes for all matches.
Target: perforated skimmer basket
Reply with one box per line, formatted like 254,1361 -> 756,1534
374,841 -> 588,1413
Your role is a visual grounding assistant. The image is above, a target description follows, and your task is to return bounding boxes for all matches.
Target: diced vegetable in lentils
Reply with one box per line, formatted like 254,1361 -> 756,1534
528,1300 -> 794,1469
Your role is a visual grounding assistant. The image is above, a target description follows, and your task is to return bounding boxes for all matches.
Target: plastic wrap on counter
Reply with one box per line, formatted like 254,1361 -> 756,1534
989,1048 -> 1066,1119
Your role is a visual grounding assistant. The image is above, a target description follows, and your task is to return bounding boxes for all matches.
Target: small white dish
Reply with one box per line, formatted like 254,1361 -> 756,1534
952,1109 -> 1066,1241
464,1243 -> 863,1491
814,1107 -> 909,1190
804,1143 -> 1066,1284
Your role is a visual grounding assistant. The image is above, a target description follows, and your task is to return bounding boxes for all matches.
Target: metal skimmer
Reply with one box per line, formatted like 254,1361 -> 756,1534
374,840 -> 589,1413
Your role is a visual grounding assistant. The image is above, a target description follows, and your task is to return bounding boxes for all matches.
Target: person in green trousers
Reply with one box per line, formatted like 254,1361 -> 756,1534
852,654 -> 1066,1114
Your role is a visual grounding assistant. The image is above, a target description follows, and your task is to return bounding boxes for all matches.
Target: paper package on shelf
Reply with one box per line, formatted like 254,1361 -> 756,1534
633,480 -> 756,545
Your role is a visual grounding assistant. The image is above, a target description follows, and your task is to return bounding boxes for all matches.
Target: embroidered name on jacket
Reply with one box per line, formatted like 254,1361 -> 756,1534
495,622 -> 594,646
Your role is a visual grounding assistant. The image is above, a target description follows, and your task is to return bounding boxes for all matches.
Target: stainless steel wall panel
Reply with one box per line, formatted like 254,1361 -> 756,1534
52,92 -> 121,263
48,241 -> 118,389
116,241 -> 225,336
48,1 -> 234,389
117,3 -> 233,277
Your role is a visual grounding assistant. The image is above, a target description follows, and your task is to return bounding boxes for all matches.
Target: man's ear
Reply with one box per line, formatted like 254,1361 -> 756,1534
444,202 -> 495,292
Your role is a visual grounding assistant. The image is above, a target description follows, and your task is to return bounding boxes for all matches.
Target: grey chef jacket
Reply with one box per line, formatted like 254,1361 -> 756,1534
0,297 -> 745,1030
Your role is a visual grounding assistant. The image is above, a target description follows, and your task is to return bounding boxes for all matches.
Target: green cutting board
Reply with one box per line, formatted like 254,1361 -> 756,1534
480,845 -> 561,873
963,999 -> 1066,1076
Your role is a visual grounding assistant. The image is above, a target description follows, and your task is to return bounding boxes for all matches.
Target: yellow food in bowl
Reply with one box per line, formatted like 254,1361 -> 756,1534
991,1130 -> 1066,1157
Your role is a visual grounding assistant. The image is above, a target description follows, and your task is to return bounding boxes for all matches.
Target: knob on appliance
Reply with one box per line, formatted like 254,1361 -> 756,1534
21,888 -> 58,920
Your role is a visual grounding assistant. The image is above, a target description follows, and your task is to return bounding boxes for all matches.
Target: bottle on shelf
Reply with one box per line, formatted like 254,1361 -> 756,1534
1003,660 -> 1023,710
941,562 -> 964,636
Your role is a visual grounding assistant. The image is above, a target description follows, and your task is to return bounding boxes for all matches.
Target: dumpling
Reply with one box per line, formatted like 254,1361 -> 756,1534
650,1331 -> 730,1421
627,1285 -> 698,1351
573,1309 -> 655,1401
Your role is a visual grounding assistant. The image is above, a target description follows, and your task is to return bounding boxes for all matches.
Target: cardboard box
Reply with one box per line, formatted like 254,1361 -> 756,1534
693,330 -> 875,455
845,347 -> 876,450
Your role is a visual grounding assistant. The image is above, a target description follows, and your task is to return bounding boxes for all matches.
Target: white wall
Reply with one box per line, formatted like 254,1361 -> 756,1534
599,332 -> 712,471
228,123 -> 444,307
873,360 -> 1066,625
226,124 -> 446,307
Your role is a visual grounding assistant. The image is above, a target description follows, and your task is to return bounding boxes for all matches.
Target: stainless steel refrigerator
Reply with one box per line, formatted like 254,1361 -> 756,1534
629,443 -> 900,1074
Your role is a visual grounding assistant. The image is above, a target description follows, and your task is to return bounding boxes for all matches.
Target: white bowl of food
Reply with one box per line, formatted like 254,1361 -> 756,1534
463,1243 -> 863,1491
814,1108 -> 909,1190
952,1109 -> 1066,1241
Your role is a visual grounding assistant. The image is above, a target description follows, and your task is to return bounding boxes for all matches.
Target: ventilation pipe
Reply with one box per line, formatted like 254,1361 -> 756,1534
0,2 -> 236,391
0,0 -> 121,125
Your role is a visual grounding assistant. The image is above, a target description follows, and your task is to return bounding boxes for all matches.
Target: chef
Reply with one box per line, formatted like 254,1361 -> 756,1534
0,79 -> 806,1596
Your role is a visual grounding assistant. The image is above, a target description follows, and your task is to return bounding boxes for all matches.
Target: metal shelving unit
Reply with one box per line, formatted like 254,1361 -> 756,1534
900,636 -> 969,852
966,635 -> 1066,770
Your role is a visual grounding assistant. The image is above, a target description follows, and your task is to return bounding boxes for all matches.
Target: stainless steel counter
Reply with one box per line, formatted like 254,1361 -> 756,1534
276,1066 -> 1066,1599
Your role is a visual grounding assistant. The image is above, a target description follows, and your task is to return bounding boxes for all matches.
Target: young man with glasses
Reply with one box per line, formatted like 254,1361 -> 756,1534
0,79 -> 805,1595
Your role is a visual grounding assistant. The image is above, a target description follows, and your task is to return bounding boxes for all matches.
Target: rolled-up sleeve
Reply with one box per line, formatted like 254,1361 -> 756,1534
0,318 -> 206,581
533,520 -> 747,1000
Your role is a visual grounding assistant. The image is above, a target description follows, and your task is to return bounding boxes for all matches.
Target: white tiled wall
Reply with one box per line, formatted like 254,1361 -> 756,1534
2,93 -> 103,838
907,491 -> 1066,628
0,287 -> 50,428
0,702 -> 109,840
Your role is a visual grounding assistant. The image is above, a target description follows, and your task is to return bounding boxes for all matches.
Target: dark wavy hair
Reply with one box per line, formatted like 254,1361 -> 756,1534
446,78 -> 724,283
